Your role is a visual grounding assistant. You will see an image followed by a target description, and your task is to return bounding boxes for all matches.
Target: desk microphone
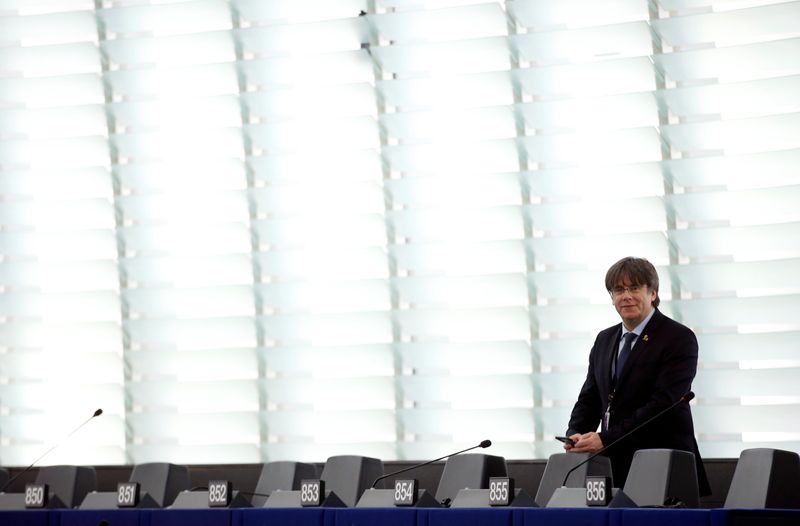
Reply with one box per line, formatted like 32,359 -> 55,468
0,408 -> 103,493
371,439 -> 492,488
561,392 -> 695,487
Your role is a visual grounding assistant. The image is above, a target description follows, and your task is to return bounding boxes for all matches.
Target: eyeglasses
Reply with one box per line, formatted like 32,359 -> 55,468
610,285 -> 645,297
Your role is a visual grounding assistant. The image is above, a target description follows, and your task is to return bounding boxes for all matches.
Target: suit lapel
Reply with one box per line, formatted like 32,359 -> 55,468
603,325 -> 622,394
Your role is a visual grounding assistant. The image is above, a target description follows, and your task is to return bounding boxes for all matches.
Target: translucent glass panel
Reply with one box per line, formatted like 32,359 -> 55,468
0,3 -> 124,465
233,1 -> 394,460
96,0 -> 257,463
369,4 -> 526,457
1,0 -> 798,467
650,0 -> 800,457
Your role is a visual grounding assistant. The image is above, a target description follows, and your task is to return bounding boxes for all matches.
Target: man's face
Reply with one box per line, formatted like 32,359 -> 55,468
611,278 -> 657,330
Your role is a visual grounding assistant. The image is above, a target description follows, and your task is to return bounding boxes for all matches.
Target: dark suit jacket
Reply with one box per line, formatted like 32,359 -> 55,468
567,308 -> 710,495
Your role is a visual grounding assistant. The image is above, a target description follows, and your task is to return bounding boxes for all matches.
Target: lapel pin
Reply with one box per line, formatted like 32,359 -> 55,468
643,334 -> 649,342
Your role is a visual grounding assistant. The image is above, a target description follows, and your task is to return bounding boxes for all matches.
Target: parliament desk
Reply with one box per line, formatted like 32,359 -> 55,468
2,507 -> 799,526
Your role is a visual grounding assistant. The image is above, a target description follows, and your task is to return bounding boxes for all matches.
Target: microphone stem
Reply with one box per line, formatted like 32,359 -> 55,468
26,413 -> 97,468
371,443 -> 484,488
0,411 -> 102,493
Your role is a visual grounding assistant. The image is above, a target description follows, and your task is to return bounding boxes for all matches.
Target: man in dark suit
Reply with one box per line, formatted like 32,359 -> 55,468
564,257 -> 710,495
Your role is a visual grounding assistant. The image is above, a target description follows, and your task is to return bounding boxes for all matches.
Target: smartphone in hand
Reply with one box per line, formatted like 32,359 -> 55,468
555,436 -> 575,446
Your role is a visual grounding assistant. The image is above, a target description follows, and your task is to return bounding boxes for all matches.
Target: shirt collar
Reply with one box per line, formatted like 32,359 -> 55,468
622,308 -> 656,338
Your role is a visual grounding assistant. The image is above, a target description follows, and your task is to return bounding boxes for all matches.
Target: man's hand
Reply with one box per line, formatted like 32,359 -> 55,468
565,432 -> 603,453
562,433 -> 580,451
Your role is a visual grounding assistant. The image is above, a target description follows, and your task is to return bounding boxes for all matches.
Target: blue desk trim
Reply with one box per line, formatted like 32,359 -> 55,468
2,505 -> 799,526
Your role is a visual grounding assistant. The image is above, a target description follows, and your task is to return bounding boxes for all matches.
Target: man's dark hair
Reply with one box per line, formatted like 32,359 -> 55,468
605,257 -> 660,307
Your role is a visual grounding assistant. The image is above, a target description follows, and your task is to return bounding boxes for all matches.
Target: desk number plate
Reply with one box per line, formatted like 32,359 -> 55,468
489,477 -> 514,506
300,479 -> 324,507
117,481 -> 140,507
208,480 -> 232,507
585,476 -> 611,506
24,484 -> 48,508
393,479 -> 418,506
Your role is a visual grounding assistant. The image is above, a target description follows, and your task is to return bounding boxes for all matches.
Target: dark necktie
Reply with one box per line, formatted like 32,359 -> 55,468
616,332 -> 637,380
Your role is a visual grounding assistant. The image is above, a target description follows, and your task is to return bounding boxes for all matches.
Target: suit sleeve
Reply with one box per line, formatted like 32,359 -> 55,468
566,336 -> 604,435
597,324 -> 698,446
